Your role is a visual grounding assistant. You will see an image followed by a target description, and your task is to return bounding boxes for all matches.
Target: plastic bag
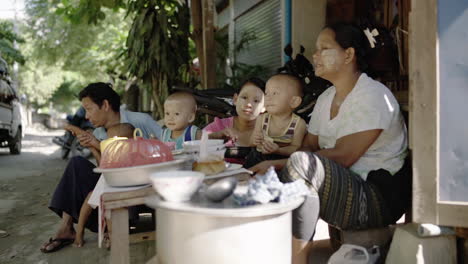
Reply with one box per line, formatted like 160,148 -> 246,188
100,128 -> 173,169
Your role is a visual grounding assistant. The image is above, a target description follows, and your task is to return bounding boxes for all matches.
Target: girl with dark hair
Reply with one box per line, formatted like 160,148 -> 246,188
203,77 -> 266,163
249,23 -> 409,264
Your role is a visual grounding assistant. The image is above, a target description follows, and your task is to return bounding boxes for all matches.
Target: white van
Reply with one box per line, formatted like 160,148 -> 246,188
0,59 -> 22,154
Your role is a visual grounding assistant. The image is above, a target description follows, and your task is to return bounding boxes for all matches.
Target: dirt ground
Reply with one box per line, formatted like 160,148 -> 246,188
0,125 -> 154,264
0,124 -> 334,264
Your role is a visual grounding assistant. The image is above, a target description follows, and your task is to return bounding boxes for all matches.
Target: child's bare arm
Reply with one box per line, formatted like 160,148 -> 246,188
90,147 -> 101,165
251,115 -> 264,146
268,118 -> 307,156
208,128 -> 239,142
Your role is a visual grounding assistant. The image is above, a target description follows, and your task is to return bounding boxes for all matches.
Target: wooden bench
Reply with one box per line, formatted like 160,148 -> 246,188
102,186 -> 157,264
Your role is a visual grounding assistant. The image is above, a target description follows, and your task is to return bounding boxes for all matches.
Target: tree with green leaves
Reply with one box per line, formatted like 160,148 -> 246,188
24,0 -> 192,119
0,20 -> 25,67
49,79 -> 84,112
18,0 -> 132,112
125,0 -> 191,118
23,0 -> 130,80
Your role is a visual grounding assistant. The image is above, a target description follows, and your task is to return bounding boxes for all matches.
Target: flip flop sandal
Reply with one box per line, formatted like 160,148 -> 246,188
40,238 -> 74,253
0,230 -> 9,238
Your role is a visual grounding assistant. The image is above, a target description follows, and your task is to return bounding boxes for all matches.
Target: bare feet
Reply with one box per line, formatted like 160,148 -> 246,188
103,232 -> 111,250
73,225 -> 85,248
73,233 -> 84,248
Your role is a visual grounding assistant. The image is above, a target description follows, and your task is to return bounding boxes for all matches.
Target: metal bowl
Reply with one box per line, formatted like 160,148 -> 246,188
94,158 -> 193,187
204,176 -> 238,202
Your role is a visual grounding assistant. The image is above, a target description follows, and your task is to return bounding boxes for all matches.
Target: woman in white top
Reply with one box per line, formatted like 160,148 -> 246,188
249,23 -> 410,264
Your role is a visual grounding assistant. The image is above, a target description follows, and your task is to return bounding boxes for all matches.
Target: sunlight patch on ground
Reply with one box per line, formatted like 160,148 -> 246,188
22,146 -> 59,156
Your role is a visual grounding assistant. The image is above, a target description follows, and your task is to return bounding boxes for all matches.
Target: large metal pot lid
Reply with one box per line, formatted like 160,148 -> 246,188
145,186 -> 304,218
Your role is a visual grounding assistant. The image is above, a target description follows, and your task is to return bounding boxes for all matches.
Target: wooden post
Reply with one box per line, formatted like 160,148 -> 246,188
409,0 -> 438,223
201,0 -> 216,89
191,0 -> 205,88
110,208 -> 129,264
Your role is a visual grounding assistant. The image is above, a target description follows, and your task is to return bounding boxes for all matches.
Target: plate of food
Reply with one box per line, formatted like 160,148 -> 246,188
171,149 -> 184,155
225,163 -> 243,171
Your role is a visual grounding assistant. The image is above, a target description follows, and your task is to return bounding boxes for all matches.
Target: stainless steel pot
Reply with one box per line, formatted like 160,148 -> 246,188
146,191 -> 304,264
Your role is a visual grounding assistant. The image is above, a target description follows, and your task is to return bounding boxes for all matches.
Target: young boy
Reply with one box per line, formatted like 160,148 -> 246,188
161,92 -> 201,149
244,73 -> 307,168
73,123 -> 135,248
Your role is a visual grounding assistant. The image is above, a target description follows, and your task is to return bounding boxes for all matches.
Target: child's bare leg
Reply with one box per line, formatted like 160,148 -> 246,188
104,219 -> 112,249
73,192 -> 93,247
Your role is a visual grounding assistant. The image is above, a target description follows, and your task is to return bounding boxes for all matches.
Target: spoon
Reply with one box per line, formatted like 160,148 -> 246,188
204,177 -> 238,202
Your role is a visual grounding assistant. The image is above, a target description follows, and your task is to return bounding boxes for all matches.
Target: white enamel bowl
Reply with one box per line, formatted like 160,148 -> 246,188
149,170 -> 205,202
94,159 -> 192,187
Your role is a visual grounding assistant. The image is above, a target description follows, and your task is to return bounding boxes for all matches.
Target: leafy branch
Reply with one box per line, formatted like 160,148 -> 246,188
0,20 -> 25,65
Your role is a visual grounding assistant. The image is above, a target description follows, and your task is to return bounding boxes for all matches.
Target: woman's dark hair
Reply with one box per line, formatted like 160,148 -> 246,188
237,77 -> 266,93
325,22 -> 370,72
78,82 -> 120,112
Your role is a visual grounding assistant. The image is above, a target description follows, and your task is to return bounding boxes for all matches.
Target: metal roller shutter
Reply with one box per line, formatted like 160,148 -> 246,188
234,0 -> 283,75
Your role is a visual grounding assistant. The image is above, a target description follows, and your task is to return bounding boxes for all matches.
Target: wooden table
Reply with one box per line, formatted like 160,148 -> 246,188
101,186 -> 157,264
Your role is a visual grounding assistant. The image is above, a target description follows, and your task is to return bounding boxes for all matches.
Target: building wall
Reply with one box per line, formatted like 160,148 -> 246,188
291,0 -> 327,62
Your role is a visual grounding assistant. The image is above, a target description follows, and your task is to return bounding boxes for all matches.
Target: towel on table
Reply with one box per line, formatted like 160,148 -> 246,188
233,166 -> 310,206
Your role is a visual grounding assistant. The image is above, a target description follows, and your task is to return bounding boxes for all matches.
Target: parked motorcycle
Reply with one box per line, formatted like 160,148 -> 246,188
52,107 -> 94,160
